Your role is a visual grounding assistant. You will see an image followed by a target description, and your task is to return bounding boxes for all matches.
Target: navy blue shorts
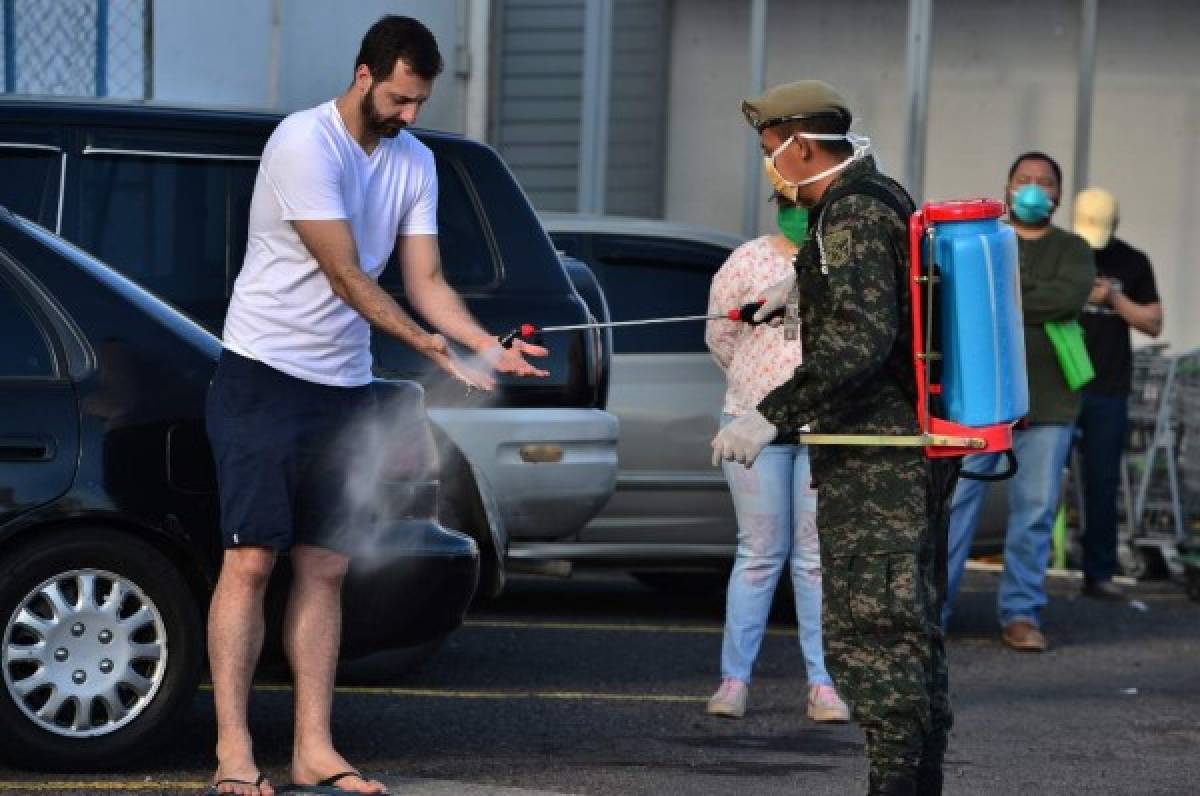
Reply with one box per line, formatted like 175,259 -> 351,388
205,350 -> 375,552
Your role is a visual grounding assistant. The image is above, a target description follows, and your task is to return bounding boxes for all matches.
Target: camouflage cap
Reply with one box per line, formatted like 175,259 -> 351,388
741,80 -> 852,132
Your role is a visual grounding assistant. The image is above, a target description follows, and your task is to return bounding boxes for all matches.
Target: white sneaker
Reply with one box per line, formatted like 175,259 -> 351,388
807,683 -> 850,723
706,677 -> 748,718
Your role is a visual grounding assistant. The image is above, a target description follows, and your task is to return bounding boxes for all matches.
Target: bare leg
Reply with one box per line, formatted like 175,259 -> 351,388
286,545 -> 386,794
209,546 -> 277,796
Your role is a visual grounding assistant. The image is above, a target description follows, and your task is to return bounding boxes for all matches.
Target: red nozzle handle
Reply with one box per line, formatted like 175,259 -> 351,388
730,301 -> 785,326
500,324 -> 539,348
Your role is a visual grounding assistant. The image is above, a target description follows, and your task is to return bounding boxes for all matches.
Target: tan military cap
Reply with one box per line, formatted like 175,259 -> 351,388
741,80 -> 852,132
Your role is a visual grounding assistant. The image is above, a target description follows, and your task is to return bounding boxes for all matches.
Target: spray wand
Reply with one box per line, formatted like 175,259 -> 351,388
499,301 -> 783,348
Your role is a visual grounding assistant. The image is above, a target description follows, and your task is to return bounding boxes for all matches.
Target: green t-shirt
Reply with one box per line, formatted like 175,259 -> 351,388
1016,224 -> 1096,423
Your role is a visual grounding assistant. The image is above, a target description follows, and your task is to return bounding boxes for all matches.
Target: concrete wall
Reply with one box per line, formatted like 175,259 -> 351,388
152,0 -> 273,108
153,0 -> 465,133
1084,0 -> 1200,350
664,0 -> 907,236
664,0 -> 1200,348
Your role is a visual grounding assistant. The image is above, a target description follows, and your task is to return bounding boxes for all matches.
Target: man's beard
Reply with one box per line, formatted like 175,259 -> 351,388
362,85 -> 403,139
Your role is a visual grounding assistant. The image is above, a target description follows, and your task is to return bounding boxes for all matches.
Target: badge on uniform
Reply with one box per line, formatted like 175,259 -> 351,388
822,229 -> 853,268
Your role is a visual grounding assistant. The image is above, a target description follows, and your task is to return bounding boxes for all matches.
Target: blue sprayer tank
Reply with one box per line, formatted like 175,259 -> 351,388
910,200 -> 1028,457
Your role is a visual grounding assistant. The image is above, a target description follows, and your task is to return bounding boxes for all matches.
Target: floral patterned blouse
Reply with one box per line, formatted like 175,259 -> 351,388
705,235 -> 804,418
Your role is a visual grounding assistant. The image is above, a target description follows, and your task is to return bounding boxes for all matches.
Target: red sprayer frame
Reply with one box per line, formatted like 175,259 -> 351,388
908,199 -> 1015,459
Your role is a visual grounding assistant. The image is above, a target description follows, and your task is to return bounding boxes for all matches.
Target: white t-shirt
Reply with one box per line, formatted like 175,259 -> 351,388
223,100 -> 438,386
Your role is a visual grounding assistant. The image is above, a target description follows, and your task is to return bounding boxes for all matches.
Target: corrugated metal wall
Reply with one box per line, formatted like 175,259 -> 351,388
606,0 -> 668,217
492,0 -> 668,216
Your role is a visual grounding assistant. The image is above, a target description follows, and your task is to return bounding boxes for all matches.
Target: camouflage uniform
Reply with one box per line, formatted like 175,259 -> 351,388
757,157 -> 957,795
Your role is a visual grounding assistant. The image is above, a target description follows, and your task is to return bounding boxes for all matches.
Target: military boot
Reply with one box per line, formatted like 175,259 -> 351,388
867,771 -> 917,796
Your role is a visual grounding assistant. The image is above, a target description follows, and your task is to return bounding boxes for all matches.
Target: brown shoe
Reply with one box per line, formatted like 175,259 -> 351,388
1002,620 -> 1047,652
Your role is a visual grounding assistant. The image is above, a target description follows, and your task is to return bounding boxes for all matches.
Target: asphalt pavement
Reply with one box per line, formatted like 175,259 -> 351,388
0,569 -> 1195,795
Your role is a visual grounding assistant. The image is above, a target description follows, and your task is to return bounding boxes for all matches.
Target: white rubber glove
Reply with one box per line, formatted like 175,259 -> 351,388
711,409 -> 778,468
752,272 -> 796,324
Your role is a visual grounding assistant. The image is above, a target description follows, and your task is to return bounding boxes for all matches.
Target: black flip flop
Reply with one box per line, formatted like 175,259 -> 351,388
278,770 -> 390,795
204,772 -> 268,795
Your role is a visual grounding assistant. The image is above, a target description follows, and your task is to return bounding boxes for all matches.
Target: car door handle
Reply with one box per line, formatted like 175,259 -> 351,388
0,434 -> 56,461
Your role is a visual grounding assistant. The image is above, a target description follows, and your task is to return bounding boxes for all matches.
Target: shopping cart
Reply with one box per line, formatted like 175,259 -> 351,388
1117,346 -> 1200,579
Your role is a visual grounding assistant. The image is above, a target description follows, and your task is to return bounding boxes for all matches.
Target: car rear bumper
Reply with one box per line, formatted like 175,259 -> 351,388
340,519 -> 479,658
429,408 -> 618,542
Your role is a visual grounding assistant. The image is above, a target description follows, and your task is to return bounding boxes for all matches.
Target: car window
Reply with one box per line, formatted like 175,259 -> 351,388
0,147 -> 60,229
380,155 -> 496,292
593,236 -> 730,354
76,154 -> 258,332
0,278 -> 57,379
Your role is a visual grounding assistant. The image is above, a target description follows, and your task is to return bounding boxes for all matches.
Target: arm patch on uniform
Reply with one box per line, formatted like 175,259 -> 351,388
822,228 -> 853,267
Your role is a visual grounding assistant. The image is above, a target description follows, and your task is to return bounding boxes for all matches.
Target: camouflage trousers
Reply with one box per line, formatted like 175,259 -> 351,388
815,452 -> 958,793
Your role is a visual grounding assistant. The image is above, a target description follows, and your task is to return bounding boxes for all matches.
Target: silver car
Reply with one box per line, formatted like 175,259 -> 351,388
534,213 -> 1006,590
514,214 -> 742,587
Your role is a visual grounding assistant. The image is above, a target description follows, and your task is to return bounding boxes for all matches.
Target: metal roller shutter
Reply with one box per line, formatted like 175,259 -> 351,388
492,0 -> 668,217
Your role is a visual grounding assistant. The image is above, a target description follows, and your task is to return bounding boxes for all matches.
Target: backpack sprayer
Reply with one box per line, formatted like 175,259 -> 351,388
501,198 -> 1029,464
797,197 -> 1028,464
905,199 -> 1028,461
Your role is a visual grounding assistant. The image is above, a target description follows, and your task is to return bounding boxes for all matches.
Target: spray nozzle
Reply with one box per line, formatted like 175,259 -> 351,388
732,301 -> 785,326
500,324 -> 540,348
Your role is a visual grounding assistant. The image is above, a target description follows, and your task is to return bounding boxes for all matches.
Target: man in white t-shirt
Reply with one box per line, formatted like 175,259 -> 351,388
204,16 -> 546,796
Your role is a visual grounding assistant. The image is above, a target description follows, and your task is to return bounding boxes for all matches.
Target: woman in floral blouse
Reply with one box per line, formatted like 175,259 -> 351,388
703,197 -> 848,723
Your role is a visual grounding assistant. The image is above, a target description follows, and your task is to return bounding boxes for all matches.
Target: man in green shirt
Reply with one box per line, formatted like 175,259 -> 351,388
941,152 -> 1095,651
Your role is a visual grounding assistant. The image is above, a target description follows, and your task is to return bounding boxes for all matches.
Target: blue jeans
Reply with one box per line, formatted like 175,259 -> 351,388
944,424 -> 1075,629
719,416 -> 832,685
1077,392 -> 1129,582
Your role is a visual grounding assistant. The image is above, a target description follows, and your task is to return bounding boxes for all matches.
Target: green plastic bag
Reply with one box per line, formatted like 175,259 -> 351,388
1044,319 -> 1095,391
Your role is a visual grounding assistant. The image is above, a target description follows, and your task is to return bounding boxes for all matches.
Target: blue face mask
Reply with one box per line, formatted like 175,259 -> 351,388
1010,183 -> 1055,224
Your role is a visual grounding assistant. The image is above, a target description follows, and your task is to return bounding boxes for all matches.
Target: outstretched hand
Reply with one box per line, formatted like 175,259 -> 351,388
481,339 -> 550,378
422,333 -> 496,391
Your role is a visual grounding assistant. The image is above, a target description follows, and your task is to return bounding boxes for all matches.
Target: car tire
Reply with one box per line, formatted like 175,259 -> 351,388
0,528 -> 204,771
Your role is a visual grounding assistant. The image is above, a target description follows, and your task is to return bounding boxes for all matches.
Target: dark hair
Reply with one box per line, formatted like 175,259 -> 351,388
1007,151 -> 1062,187
355,15 -> 443,82
771,113 -> 852,157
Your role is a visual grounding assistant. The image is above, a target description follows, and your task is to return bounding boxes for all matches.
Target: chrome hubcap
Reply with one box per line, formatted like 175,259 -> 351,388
3,569 -> 169,738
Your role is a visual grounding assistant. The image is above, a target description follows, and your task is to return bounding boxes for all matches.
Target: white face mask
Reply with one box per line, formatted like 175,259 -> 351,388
763,132 -> 871,202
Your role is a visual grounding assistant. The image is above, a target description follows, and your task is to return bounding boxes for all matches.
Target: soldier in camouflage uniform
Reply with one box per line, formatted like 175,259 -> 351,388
711,81 -> 958,796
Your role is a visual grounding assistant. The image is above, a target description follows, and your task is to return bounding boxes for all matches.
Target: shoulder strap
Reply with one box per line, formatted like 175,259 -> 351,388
812,175 -> 915,267
822,175 -> 914,225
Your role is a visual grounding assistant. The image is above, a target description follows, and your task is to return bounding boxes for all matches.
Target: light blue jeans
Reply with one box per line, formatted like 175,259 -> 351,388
719,415 -> 832,686
943,424 -> 1076,629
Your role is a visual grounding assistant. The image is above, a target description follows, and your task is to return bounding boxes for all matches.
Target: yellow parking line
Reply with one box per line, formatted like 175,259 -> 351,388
252,683 -> 704,703
198,683 -> 705,703
464,618 -> 793,637
0,782 -> 205,791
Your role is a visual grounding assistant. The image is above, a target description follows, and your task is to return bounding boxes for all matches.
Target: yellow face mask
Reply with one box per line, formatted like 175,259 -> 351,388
764,136 -> 800,203
762,132 -> 872,204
